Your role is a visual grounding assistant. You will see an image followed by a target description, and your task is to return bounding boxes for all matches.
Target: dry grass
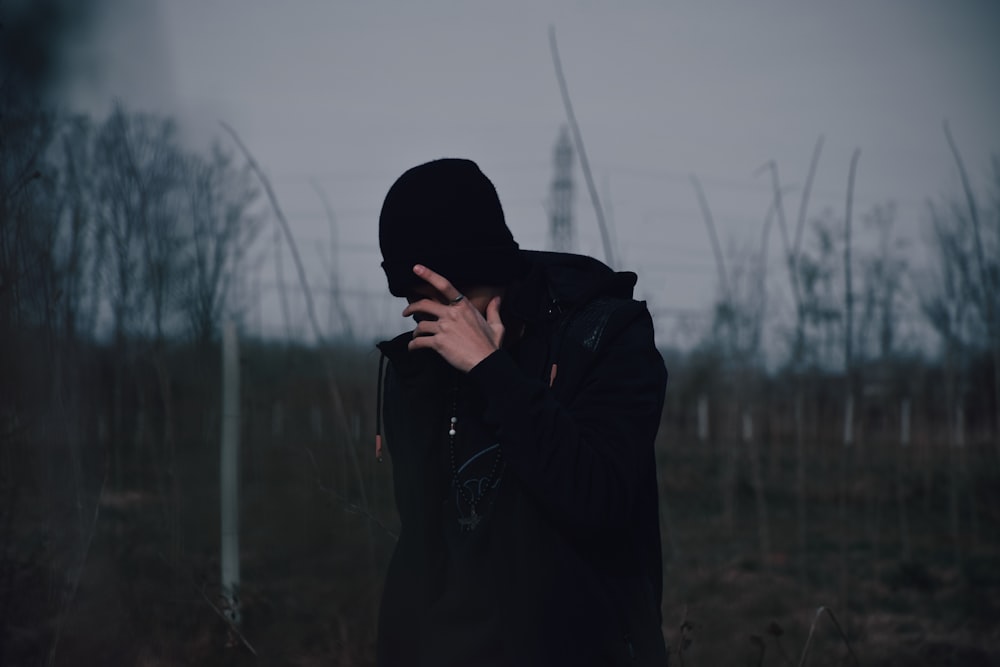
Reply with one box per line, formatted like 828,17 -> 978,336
2,341 -> 999,665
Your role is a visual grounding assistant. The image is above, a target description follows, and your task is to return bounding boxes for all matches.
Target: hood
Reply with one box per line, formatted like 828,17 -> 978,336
502,250 -> 637,324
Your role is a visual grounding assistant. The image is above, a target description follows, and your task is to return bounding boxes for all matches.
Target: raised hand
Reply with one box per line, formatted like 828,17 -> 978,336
402,264 -> 504,372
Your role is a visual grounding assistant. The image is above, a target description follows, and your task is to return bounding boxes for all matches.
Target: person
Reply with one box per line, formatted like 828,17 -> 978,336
374,158 -> 669,666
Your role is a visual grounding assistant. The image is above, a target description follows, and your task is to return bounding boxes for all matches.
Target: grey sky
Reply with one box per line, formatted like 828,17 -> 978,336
75,0 -> 1000,347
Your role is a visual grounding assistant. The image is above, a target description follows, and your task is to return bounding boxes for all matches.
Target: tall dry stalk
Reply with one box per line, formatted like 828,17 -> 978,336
221,122 -> 382,615
922,190 -> 984,567
784,138 -> 823,577
758,141 -> 824,584
689,175 -> 738,537
838,147 -> 861,615
273,226 -> 293,339
548,25 -> 615,267
792,137 -> 826,274
220,123 -> 367,498
943,121 -> 1000,459
690,174 -> 730,302
797,606 -> 859,667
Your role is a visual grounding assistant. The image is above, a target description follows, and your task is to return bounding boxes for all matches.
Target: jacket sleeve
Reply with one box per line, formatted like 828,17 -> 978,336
466,307 -> 667,538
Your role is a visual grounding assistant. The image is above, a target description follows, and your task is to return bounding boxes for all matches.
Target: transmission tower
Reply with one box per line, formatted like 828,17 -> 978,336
549,125 -> 575,252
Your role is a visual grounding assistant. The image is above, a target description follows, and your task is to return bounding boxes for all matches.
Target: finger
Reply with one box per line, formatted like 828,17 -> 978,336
413,264 -> 461,301
411,320 -> 437,337
407,334 -> 437,352
402,298 -> 448,319
485,295 -> 502,325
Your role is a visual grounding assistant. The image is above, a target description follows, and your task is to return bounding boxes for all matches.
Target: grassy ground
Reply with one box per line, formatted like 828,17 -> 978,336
659,439 -> 1000,666
2,345 -> 999,665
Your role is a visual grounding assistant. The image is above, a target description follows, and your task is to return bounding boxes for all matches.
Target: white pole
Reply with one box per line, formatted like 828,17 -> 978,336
220,321 -> 241,625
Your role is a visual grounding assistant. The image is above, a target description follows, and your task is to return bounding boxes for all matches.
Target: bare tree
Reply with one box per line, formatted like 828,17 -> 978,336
94,102 -> 185,346
182,142 -> 262,346
46,115 -> 101,345
0,75 -> 109,665
92,101 -> 188,559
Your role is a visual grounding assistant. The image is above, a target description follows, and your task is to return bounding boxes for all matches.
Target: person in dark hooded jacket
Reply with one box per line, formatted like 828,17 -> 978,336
375,158 -> 669,667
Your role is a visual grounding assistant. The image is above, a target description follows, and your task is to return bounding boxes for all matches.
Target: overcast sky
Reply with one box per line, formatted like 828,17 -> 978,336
70,0 -> 1000,347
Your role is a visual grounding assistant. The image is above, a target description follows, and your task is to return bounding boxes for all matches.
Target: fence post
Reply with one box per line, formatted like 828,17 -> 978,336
220,321 -> 242,626
897,398 -> 911,561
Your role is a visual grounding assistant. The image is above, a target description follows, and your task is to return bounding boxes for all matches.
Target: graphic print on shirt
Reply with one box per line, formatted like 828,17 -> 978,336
451,439 -> 505,529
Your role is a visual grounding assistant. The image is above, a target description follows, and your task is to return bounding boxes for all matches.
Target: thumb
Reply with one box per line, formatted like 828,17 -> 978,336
486,295 -> 502,325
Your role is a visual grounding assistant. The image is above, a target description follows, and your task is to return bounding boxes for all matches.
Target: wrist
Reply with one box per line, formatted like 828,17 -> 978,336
467,348 -> 502,374
463,343 -> 500,373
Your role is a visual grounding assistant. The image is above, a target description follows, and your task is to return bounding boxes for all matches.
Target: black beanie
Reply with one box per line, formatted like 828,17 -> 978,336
379,158 -> 523,297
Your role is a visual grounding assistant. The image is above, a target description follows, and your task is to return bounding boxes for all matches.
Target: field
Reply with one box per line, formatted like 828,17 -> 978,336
2,340 -> 999,666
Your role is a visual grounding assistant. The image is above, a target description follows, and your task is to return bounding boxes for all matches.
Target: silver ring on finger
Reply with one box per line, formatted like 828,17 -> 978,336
450,294 -> 465,305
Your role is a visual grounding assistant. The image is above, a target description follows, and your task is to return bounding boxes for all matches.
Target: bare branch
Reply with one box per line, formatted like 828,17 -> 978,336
757,160 -> 800,306
943,121 -> 989,294
797,606 -> 859,667
221,122 -> 373,521
220,121 -> 325,345
198,586 -> 259,656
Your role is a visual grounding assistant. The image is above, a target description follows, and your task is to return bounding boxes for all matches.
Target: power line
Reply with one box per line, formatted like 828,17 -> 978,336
272,160 -> 936,210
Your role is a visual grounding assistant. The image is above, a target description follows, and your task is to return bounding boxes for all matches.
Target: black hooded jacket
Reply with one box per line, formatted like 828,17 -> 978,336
375,251 -> 669,666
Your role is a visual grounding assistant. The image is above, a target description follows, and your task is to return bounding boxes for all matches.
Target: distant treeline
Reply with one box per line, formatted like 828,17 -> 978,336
2,96 -> 999,445
1,100 -> 263,349
681,138 -> 999,454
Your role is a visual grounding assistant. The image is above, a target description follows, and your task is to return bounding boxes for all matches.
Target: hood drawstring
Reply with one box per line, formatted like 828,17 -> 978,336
375,350 -> 386,461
